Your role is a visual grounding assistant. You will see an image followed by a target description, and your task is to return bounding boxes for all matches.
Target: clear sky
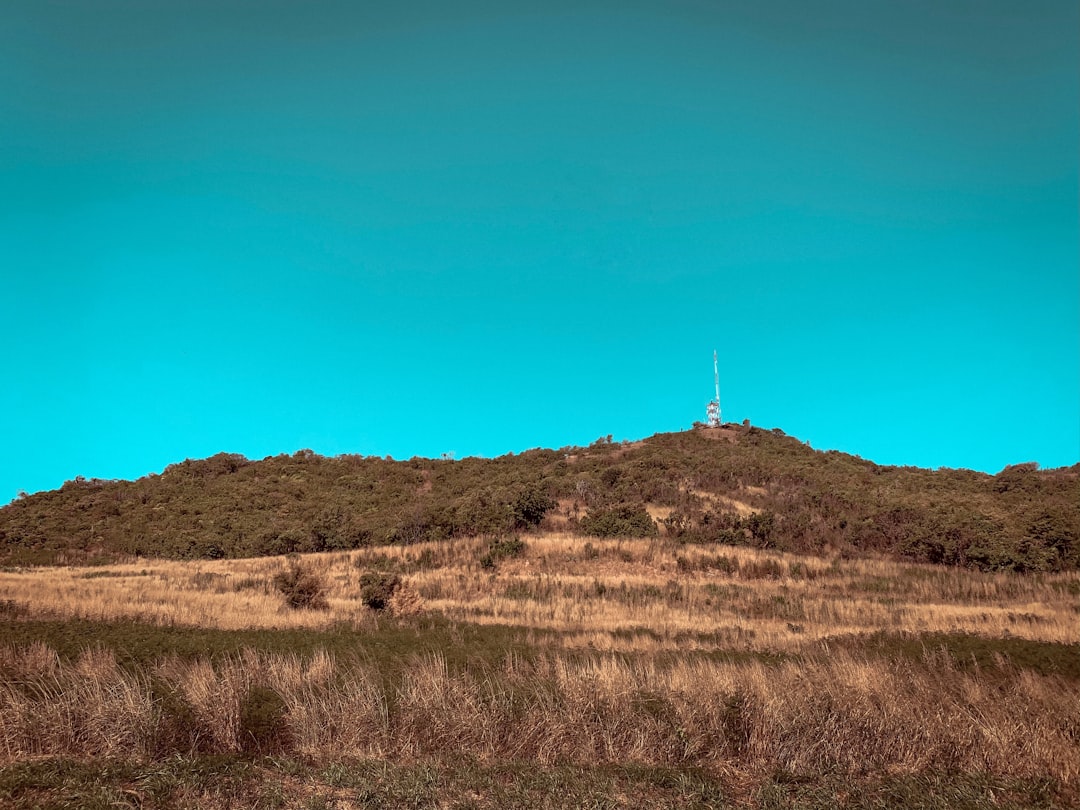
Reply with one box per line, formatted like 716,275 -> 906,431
2,0 -> 1078,500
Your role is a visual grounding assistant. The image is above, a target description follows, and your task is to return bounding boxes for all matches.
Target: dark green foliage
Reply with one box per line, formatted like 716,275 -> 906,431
479,535 -> 527,569
742,511 -> 775,547
512,486 -> 555,529
579,505 -> 658,538
358,571 -> 401,611
2,429 -> 1078,572
272,561 -> 328,610
308,505 -> 371,552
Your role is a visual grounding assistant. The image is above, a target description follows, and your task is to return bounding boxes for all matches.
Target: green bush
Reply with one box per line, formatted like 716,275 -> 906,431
512,487 -> 555,529
359,571 -> 401,611
272,561 -> 329,610
579,505 -> 658,538
479,535 -> 526,569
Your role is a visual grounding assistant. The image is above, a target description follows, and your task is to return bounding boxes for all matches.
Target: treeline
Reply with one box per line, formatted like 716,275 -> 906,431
1,427 -> 1077,572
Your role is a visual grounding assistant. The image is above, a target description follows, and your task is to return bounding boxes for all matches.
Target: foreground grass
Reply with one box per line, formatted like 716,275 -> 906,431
0,756 -> 1073,809
2,637 -> 1077,781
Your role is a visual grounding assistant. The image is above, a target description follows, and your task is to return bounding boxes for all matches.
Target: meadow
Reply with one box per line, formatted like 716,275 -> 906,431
1,533 -> 1078,808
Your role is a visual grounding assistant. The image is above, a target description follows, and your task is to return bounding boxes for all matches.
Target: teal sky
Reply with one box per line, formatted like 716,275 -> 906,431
2,0 -> 1078,500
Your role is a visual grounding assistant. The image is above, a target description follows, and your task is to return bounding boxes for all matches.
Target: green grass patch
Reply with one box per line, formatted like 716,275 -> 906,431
0,616 -> 541,674
837,631 -> 1080,680
755,770 -> 1069,810
0,757 -> 1074,810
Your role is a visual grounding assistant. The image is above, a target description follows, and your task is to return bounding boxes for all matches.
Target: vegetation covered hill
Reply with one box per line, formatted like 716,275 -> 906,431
2,425 -> 1079,808
2,424 -> 1077,571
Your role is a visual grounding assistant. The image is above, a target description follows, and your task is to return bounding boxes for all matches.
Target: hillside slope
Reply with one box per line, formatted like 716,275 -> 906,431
2,425 -> 1077,570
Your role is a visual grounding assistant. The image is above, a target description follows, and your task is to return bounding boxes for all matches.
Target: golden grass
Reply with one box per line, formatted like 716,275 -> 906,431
0,554 -> 369,630
1,642 -> 1077,782
2,534 -> 1078,793
0,532 -> 1077,653
686,487 -> 760,516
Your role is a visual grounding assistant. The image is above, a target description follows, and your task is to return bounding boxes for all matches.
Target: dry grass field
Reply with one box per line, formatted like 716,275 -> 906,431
1,532 -> 1078,808
1,532 -> 1076,649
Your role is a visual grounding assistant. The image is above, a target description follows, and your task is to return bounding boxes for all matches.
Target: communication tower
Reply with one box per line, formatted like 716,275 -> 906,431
706,350 -> 721,427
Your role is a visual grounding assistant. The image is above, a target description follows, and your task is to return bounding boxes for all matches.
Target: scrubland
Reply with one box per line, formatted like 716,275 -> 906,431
1,532 -> 1078,808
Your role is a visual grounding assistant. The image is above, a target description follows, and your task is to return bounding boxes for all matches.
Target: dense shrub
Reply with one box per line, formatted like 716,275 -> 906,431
359,571 -> 401,611
512,487 -> 555,529
272,561 -> 329,610
579,505 -> 658,538
479,535 -> 527,569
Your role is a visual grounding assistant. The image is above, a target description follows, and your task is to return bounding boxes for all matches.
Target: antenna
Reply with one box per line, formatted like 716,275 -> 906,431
706,349 -> 721,427
714,350 -> 720,410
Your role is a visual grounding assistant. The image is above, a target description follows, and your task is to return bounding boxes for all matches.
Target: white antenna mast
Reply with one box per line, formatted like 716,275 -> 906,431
706,349 -> 721,427
714,350 -> 720,411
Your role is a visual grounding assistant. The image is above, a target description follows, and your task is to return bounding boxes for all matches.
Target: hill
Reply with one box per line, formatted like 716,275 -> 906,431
2,424 -> 1077,571
2,424 -> 1079,808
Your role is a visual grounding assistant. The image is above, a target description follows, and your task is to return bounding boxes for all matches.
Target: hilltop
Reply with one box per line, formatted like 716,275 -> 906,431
1,424 -> 1077,571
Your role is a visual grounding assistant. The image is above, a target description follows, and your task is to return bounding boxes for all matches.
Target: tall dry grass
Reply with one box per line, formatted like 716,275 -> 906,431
0,642 -> 1076,783
0,643 -> 155,761
1,533 -> 1076,651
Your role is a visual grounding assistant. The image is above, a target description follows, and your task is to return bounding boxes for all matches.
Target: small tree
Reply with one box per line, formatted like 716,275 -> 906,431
512,486 -> 555,529
359,571 -> 401,611
272,560 -> 329,610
